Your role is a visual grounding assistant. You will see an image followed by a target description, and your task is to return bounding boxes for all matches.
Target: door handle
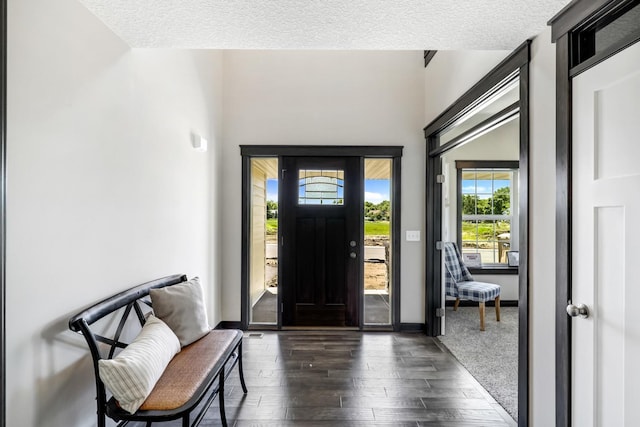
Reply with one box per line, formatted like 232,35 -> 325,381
566,303 -> 589,319
349,252 -> 357,259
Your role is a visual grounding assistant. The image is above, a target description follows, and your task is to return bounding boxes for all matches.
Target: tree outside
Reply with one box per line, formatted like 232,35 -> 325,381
461,186 -> 511,262
462,186 -> 510,216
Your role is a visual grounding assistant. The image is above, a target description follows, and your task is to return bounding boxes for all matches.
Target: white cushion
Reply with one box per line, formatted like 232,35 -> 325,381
150,277 -> 211,347
98,315 -> 180,414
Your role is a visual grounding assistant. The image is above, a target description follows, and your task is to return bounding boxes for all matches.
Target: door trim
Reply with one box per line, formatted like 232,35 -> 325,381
1,0 -> 7,424
423,40 -> 530,426
240,145 -> 403,331
548,1 -> 640,425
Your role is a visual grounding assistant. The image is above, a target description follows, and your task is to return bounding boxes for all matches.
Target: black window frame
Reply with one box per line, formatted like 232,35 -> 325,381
570,0 -> 640,76
456,160 -> 520,274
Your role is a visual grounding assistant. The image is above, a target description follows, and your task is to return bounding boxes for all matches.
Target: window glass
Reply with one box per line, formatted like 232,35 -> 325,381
298,169 -> 344,205
595,2 -> 640,56
461,169 -> 514,265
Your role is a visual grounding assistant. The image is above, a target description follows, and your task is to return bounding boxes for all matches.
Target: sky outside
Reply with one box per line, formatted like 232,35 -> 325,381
267,179 -> 390,203
462,179 -> 510,198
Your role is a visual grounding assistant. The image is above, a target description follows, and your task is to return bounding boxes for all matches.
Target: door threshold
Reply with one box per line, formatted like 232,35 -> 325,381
248,324 -> 278,331
281,326 -> 360,331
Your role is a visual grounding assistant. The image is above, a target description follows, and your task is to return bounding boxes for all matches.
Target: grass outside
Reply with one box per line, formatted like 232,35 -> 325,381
461,221 -> 510,242
266,219 -> 389,237
461,221 -> 510,258
266,218 -> 278,235
365,221 -> 389,236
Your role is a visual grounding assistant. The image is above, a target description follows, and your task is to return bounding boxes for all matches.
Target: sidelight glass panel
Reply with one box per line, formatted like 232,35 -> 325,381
249,158 -> 278,325
364,159 -> 392,325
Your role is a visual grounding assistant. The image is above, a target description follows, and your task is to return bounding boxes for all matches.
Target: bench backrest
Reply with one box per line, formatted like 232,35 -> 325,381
68,274 -> 188,415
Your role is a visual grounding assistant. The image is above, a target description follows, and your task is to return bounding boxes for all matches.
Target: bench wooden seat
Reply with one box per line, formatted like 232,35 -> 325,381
138,329 -> 241,411
69,274 -> 247,427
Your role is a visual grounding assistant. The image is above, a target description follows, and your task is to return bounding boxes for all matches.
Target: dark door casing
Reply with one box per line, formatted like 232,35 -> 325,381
281,156 -> 362,327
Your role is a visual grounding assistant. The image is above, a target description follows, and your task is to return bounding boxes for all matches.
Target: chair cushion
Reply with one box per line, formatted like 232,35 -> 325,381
457,281 -> 501,302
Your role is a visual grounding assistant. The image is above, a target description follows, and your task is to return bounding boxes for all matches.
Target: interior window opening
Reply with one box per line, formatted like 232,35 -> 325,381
433,73 -> 522,422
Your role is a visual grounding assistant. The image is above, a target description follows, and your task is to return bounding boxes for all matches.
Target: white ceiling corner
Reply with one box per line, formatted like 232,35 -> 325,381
77,0 -> 571,50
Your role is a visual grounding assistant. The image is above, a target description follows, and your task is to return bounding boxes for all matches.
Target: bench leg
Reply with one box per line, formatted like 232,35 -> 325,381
479,302 -> 486,331
495,296 -> 501,322
453,298 -> 460,311
218,368 -> 228,427
238,341 -> 248,394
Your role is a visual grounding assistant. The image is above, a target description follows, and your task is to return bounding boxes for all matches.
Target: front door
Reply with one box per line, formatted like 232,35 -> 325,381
570,40 -> 640,426
280,156 -> 362,327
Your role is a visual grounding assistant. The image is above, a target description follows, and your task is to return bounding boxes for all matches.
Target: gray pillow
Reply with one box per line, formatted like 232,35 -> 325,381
150,277 -> 211,347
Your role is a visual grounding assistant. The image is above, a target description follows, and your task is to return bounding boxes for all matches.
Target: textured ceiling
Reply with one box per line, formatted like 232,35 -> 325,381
78,0 -> 571,50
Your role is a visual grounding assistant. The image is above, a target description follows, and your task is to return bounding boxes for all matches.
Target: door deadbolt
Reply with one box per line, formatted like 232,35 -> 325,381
349,241 -> 357,247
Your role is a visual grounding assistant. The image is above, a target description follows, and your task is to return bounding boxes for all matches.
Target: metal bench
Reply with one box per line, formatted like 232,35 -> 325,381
69,274 -> 247,427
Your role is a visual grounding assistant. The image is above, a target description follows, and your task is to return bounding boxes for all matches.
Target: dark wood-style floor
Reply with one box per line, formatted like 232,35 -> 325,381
136,331 -> 516,426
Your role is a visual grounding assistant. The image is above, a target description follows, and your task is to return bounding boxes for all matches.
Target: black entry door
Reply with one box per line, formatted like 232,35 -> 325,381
281,156 -> 362,327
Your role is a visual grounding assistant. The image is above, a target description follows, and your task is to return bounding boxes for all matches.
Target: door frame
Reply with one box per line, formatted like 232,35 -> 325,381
548,1 -> 640,425
423,41 -> 531,426
240,145 -> 403,331
1,0 -> 7,424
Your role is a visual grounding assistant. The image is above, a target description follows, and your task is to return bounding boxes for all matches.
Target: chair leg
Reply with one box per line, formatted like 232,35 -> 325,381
495,296 -> 501,322
453,298 -> 460,311
479,302 -> 486,331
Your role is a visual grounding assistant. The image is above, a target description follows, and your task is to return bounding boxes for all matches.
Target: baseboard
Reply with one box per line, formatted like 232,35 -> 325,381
218,321 -> 454,332
215,321 -> 243,330
445,300 -> 518,308
400,323 -> 426,332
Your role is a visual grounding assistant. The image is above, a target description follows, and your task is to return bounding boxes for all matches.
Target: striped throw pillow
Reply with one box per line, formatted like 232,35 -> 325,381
98,315 -> 180,414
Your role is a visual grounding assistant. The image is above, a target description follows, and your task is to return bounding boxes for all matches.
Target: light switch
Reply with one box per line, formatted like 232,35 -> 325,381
406,230 -> 421,241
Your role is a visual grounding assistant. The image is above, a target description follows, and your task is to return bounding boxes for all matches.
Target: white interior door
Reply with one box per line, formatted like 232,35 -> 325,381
571,40 -> 640,426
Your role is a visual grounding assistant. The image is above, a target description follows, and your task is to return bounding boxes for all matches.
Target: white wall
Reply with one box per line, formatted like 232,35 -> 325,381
6,0 -> 224,426
424,50 -> 511,124
424,34 -> 558,425
221,50 -> 426,323
529,27 -> 557,427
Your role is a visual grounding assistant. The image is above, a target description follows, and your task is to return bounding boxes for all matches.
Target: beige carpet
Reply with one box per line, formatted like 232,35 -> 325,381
437,306 -> 518,421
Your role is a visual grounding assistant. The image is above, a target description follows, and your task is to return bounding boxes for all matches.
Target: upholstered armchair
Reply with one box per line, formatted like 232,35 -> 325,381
443,242 -> 501,331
